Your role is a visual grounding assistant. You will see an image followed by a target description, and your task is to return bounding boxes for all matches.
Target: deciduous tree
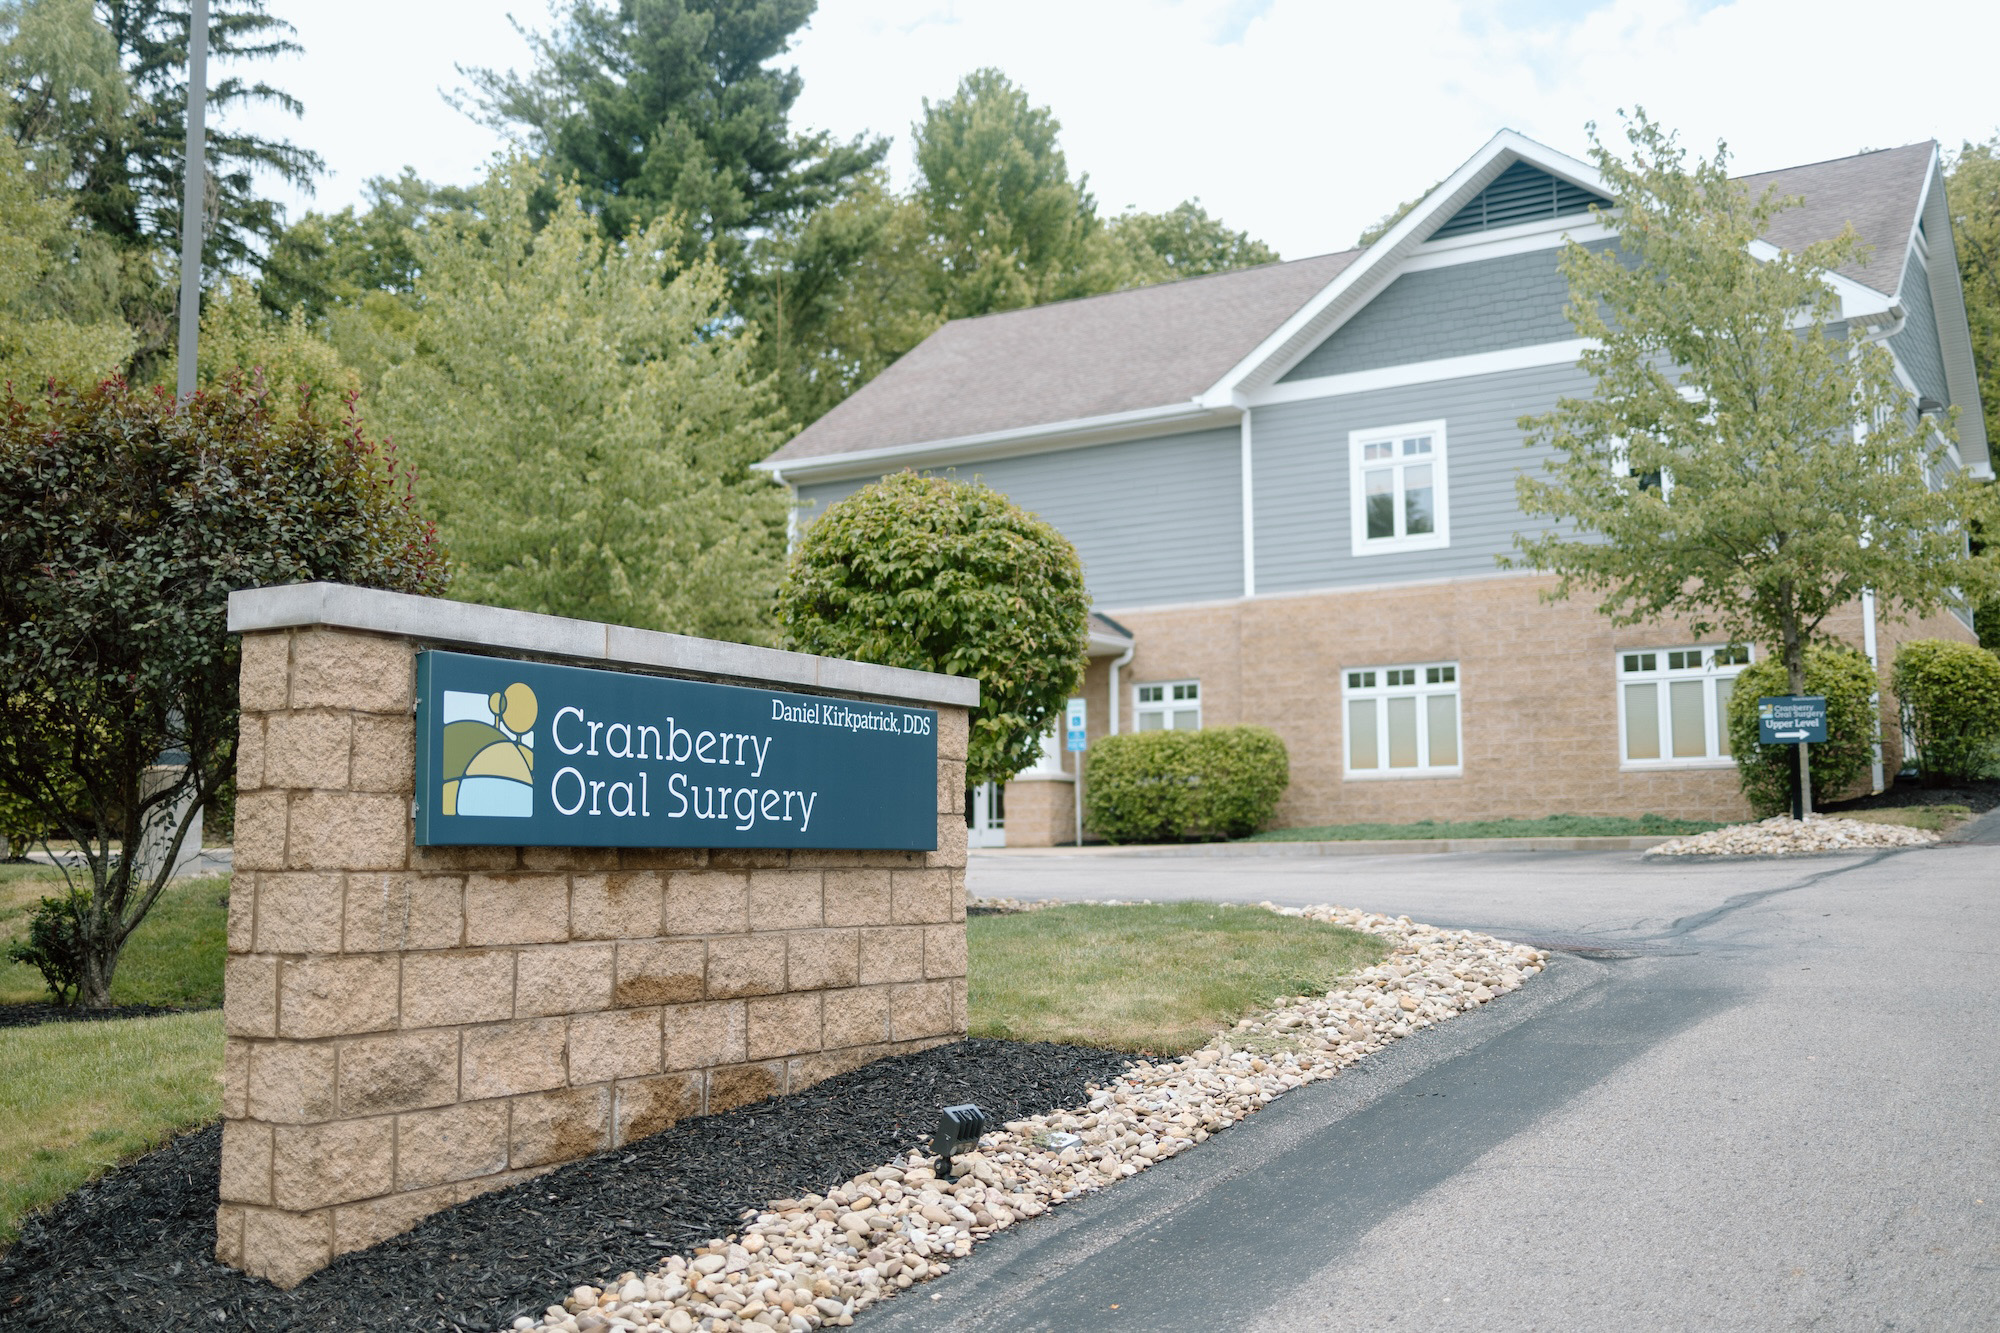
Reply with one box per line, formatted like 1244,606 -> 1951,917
376,158 -> 788,644
1512,113 -> 1996,810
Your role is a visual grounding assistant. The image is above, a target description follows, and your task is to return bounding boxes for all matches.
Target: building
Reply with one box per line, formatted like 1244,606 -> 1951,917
757,131 -> 1989,844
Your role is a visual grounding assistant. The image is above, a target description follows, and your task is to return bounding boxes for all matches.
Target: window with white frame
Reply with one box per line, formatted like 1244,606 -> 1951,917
1618,645 -> 1751,766
1344,663 -> 1460,776
1020,728 -> 1069,776
1609,437 -> 1673,500
1135,680 -> 1200,731
1350,421 -> 1449,555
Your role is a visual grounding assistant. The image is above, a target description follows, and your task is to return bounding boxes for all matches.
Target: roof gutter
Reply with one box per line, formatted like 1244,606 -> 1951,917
755,400 -> 1238,485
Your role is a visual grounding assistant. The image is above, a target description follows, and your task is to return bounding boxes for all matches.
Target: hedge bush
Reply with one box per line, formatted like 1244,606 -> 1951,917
1892,639 -> 2000,782
779,472 -> 1090,787
1084,727 -> 1289,843
1724,646 -> 1878,815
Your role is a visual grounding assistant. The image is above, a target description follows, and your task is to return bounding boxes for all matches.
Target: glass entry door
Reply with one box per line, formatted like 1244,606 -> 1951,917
965,781 -> 1006,848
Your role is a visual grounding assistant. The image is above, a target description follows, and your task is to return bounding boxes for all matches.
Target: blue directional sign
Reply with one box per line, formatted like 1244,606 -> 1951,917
1758,695 -> 1828,745
414,651 -> 937,850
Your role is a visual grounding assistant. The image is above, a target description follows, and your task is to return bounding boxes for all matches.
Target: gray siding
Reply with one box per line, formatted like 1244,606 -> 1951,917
1889,249 -> 1949,406
794,426 -> 1244,608
1279,243 -> 1608,382
1252,361 -> 1592,593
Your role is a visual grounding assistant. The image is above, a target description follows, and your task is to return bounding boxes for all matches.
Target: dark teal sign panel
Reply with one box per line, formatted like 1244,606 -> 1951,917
1757,694 -> 1829,745
414,651 -> 938,850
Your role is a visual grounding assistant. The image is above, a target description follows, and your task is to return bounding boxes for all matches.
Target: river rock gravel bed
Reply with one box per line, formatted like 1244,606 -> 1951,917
514,904 -> 1545,1333
1645,815 -> 1938,857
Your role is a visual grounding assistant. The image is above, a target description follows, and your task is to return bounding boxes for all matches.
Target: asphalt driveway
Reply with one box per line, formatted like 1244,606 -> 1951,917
881,839 -> 2000,1331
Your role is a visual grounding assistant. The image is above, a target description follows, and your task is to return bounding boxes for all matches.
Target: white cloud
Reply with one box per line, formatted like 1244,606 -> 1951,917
232,0 -> 2000,258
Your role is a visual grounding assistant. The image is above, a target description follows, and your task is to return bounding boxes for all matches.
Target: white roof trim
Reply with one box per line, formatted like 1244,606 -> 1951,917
1912,150 -> 1991,471
1743,240 -> 1899,325
757,400 -> 1236,484
1199,130 -> 1609,406
1247,339 -> 1592,407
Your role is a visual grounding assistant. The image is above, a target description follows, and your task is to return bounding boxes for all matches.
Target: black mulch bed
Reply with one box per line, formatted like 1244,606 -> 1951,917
0,1038 -> 1131,1333
1822,775 -> 2000,815
0,1001 -> 208,1029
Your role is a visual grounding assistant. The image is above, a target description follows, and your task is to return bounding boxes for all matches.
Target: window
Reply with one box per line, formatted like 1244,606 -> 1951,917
1021,728 -> 1068,776
1618,645 -> 1751,767
1610,438 -> 1673,500
1351,421 -> 1449,555
1135,680 -> 1200,731
1344,663 -> 1460,777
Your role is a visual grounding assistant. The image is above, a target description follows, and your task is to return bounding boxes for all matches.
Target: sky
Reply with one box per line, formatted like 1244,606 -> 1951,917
229,0 -> 2000,260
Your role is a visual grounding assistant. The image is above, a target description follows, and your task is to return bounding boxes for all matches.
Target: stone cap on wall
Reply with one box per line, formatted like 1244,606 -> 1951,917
227,582 -> 981,709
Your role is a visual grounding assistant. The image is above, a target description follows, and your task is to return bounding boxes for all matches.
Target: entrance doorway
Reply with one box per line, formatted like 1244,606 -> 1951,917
965,781 -> 1006,848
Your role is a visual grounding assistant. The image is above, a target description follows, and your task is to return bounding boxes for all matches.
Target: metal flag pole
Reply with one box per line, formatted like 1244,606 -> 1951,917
175,0 -> 209,401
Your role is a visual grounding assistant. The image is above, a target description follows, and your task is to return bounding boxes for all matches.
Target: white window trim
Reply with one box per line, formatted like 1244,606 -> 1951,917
1014,728 -> 1074,782
1616,644 -> 1753,771
1342,661 -> 1463,780
1608,437 -> 1675,501
1133,679 -> 1202,732
1349,419 -> 1450,557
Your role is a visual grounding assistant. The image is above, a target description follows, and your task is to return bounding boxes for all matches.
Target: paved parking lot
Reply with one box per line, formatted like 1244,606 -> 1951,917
892,839 -> 2000,1331
967,842 -> 1866,942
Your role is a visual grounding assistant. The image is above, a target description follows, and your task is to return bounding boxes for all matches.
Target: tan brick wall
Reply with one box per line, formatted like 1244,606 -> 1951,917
1092,574 -> 1967,829
223,627 -> 969,1288
1001,776 -> 1076,847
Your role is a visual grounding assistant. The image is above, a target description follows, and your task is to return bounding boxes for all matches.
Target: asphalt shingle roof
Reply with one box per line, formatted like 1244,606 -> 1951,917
1737,141 -> 1932,295
766,143 -> 1935,466
765,250 -> 1358,463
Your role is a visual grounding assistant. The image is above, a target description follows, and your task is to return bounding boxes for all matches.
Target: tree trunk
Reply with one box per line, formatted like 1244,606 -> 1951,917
77,943 -> 120,1009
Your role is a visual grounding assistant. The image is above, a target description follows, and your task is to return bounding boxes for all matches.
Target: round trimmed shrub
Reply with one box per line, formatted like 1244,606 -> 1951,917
1725,645 -> 1879,815
778,472 -> 1091,787
1892,639 -> 2000,782
1084,727 -> 1289,843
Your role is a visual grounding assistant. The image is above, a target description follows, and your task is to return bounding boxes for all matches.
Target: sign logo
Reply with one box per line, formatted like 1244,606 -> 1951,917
439,683 -> 537,818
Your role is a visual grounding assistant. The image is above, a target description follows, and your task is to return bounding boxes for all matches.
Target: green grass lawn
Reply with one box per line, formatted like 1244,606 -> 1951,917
968,901 -> 1387,1055
1837,804 -> 1971,832
0,866 -> 230,1008
0,1009 -> 224,1247
1240,812 -> 1725,843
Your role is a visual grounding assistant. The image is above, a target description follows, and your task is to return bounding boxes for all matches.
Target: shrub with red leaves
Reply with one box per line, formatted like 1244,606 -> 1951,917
0,376 -> 446,1006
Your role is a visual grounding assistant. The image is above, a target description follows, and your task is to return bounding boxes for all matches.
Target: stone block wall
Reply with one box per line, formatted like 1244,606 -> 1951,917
220,623 -> 970,1288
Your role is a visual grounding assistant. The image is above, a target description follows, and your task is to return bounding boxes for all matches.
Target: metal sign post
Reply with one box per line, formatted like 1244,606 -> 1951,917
1066,697 -> 1087,847
1758,695 -> 1829,819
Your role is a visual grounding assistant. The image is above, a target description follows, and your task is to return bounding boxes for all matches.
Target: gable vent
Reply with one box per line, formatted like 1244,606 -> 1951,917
1431,160 -> 1609,240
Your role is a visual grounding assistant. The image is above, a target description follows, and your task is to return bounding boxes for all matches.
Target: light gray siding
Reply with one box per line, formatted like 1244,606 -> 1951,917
1279,243 -> 1608,382
794,426 -> 1244,608
1252,361 -> 1592,593
1889,250 -> 1949,406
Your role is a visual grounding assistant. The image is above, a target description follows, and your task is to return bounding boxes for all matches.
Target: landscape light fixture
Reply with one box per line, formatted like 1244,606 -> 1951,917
931,1103 -> 988,1178
1917,396 -> 1945,417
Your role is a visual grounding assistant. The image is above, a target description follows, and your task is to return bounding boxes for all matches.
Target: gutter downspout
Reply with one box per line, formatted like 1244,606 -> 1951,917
770,466 -> 798,552
1854,309 -> 1905,793
1108,641 -> 1136,739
